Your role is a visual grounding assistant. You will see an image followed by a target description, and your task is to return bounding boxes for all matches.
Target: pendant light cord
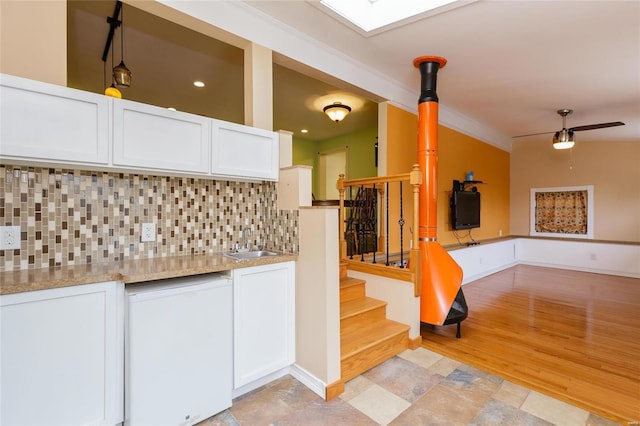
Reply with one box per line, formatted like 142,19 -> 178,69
111,33 -> 115,83
120,3 -> 124,63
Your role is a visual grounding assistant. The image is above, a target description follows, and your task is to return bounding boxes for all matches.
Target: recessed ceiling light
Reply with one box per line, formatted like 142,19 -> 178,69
301,129 -> 309,134
193,81 -> 205,88
167,107 -> 177,111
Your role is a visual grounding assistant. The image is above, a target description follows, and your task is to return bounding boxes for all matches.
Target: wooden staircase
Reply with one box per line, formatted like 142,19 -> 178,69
339,261 -> 410,383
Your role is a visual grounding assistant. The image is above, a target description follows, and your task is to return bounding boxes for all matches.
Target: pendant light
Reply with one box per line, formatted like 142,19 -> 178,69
113,2 -> 131,88
104,39 -> 122,98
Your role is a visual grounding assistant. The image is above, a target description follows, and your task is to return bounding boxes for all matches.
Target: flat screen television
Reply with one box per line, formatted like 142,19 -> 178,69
451,190 -> 481,230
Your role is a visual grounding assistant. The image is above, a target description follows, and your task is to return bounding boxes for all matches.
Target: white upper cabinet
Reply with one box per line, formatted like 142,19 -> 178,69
112,98 -> 210,174
0,74 -> 109,166
1,74 -> 278,181
211,119 -> 279,181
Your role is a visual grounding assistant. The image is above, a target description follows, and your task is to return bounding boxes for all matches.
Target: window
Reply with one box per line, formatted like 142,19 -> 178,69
530,186 -> 594,239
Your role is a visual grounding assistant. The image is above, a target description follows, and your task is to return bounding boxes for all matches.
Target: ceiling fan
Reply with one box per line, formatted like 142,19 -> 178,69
513,109 -> 625,150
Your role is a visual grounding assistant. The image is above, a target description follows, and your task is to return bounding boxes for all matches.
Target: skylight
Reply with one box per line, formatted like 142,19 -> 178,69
319,0 -> 474,35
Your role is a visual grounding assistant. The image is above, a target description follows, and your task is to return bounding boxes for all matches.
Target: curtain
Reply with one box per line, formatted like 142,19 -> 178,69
535,190 -> 588,234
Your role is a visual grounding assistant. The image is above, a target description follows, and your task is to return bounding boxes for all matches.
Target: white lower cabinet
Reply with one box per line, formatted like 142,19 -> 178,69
0,281 -> 124,426
233,261 -> 295,389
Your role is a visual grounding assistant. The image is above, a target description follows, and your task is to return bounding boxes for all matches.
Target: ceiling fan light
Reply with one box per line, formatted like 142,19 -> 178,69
553,129 -> 575,149
323,102 -> 351,122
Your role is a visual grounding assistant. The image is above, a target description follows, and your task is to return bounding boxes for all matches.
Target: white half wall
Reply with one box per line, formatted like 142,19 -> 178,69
449,238 -> 640,282
449,239 -> 518,284
295,207 -> 341,392
517,238 -> 640,278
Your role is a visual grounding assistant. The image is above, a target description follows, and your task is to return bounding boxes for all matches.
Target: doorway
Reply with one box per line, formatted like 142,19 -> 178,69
317,147 -> 347,200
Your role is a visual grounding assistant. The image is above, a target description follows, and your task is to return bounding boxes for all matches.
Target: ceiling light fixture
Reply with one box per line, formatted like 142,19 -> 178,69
323,102 -> 351,122
552,109 -> 575,149
193,81 -> 205,88
112,1 -> 131,88
552,129 -> 575,150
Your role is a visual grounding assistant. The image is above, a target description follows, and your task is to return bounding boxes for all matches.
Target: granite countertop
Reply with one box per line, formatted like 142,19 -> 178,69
0,252 -> 298,296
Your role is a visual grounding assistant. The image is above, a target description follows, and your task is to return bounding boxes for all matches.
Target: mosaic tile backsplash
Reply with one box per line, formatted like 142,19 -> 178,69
0,165 -> 298,272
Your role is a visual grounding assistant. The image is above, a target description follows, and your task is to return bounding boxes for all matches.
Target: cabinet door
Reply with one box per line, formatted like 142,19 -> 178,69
0,281 -> 124,426
211,119 -> 279,181
0,74 -> 109,166
113,99 -> 210,174
233,261 -> 295,388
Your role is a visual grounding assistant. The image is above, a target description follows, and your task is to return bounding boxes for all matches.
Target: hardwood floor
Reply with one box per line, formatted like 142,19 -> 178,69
420,264 -> 640,424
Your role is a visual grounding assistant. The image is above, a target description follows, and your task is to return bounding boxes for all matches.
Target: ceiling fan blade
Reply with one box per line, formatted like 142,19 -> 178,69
570,121 -> 625,132
512,130 -> 556,138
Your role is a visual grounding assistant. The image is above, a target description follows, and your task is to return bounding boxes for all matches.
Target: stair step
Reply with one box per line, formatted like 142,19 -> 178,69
340,297 -> 387,329
341,318 -> 410,382
340,277 -> 366,303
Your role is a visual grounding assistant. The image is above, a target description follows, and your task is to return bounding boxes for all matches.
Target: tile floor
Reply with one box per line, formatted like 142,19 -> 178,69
200,348 -> 620,426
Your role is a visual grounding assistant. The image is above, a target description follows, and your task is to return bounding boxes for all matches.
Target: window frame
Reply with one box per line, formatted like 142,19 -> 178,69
530,185 -> 594,239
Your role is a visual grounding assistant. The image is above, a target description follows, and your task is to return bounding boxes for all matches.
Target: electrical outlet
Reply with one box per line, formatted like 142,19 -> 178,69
0,226 -> 22,250
141,223 -> 156,242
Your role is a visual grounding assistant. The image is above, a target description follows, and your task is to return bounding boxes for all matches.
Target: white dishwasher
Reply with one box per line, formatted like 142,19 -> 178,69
125,273 -> 232,426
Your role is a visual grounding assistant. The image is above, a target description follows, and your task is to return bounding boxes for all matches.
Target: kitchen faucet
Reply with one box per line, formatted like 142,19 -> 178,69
241,228 -> 252,251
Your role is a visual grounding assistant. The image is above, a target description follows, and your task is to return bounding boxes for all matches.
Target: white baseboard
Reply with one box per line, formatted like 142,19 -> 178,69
289,364 -> 327,399
231,364 -> 328,400
231,367 -> 290,399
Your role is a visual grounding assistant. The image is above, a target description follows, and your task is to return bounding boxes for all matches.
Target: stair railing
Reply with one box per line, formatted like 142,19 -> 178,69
337,164 -> 423,297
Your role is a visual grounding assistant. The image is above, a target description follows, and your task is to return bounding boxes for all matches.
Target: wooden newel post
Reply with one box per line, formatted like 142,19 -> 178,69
409,164 -> 422,297
337,173 -> 347,260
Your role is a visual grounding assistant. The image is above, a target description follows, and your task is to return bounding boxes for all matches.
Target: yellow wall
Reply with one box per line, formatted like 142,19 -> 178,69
0,0 -> 67,85
511,140 -> 640,242
385,104 -> 418,174
438,126 -> 510,245
384,105 -> 418,251
384,104 -> 510,249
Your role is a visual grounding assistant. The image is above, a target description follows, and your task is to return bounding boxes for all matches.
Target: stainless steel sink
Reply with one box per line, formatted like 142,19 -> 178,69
223,250 -> 279,260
